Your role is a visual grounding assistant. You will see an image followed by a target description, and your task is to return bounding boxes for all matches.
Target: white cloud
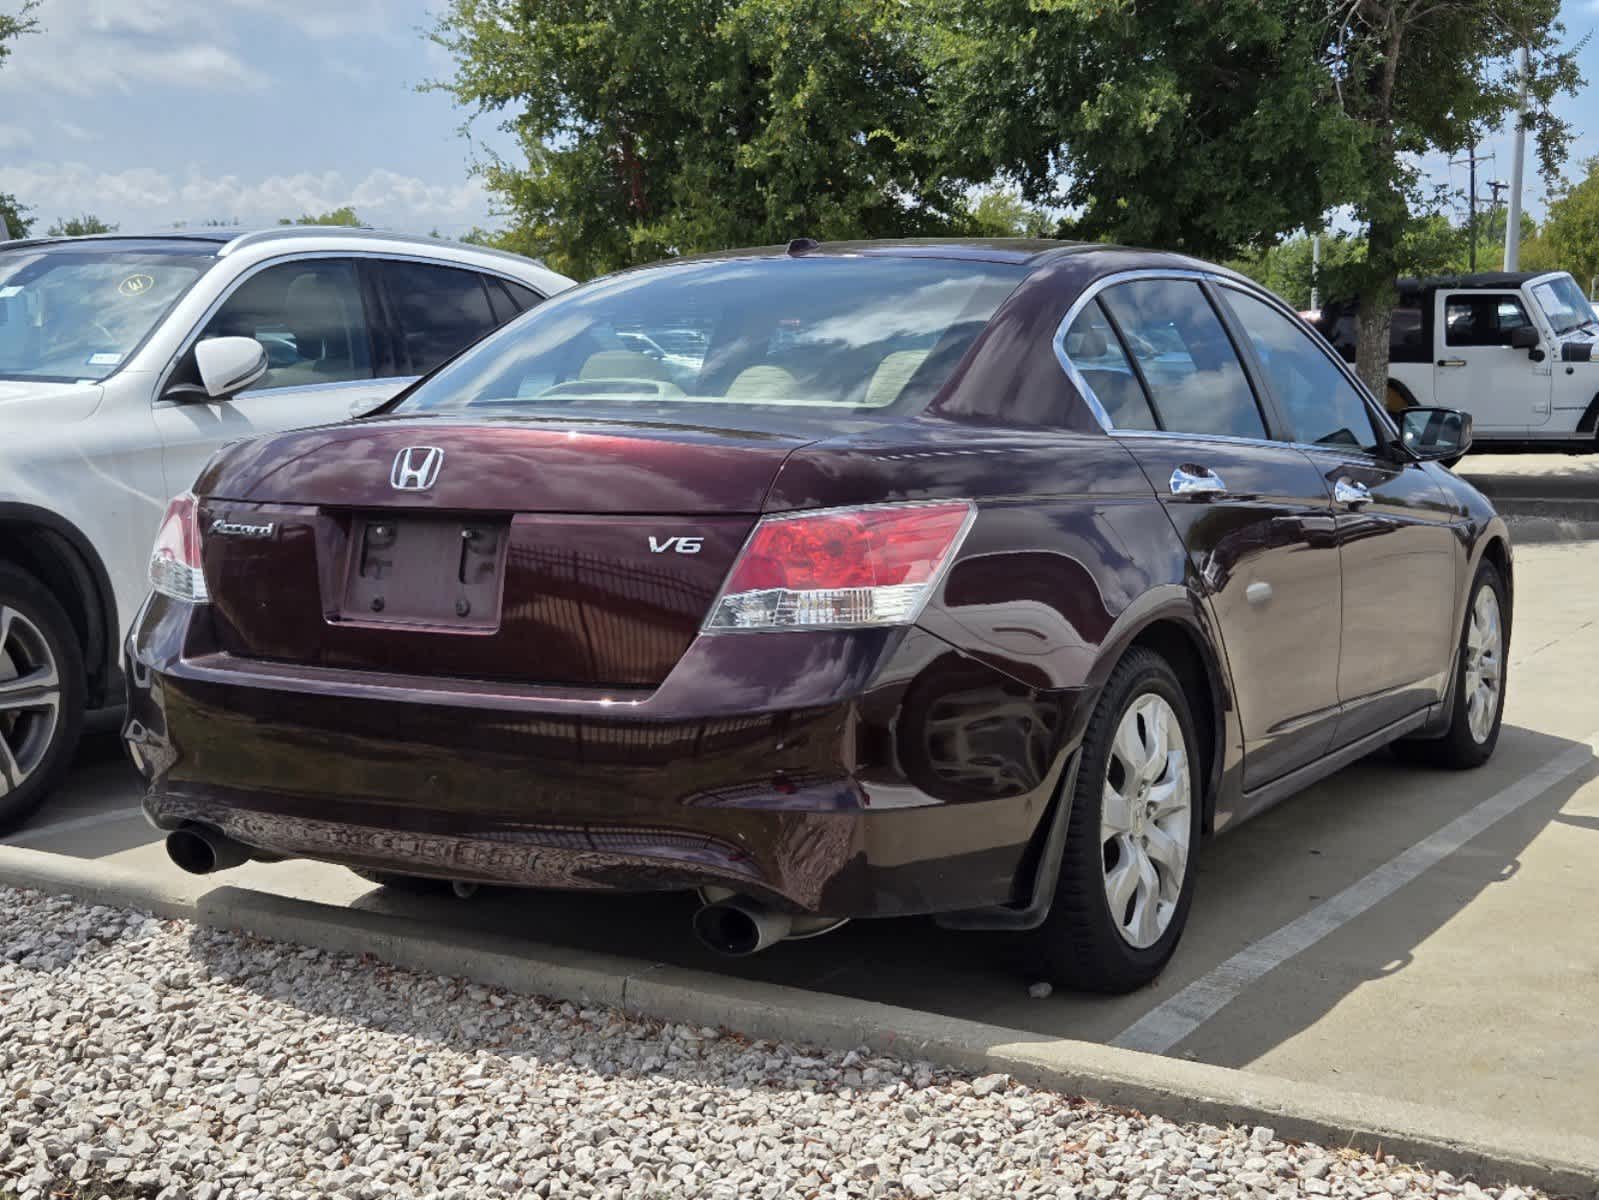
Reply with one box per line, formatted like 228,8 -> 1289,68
0,161 -> 493,232
0,124 -> 32,150
0,0 -> 391,96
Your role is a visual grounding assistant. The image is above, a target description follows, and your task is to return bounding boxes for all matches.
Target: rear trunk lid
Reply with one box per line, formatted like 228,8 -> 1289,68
196,416 -> 812,688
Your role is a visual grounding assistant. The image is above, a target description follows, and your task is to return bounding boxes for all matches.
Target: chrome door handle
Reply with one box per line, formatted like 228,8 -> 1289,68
1334,477 -> 1371,506
1437,358 -> 1467,368
1169,465 -> 1227,498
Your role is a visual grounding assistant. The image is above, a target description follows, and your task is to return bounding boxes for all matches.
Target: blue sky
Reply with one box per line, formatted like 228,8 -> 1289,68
2,0 -> 1598,240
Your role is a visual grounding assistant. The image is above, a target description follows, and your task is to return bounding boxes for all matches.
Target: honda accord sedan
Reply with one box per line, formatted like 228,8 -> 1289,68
124,239 -> 1508,993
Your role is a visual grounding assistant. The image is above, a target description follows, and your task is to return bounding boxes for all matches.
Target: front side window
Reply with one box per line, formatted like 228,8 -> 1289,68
1444,293 -> 1532,347
0,246 -> 211,382
1097,279 -> 1266,439
397,257 -> 1026,419
1530,274 -> 1598,336
379,260 -> 500,374
196,259 -> 372,390
1221,288 -> 1381,454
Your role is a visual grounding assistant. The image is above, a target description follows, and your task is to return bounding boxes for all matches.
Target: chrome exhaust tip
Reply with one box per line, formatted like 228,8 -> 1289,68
164,827 -> 251,876
691,897 -> 795,957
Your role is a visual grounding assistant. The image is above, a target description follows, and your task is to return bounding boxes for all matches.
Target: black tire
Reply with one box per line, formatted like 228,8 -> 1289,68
347,867 -> 450,893
1397,561 -> 1507,769
0,562 -> 86,834
1027,647 -> 1203,994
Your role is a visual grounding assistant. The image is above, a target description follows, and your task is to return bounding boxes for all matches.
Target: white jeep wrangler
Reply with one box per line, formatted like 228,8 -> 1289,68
1314,270 -> 1599,452
0,227 -> 571,830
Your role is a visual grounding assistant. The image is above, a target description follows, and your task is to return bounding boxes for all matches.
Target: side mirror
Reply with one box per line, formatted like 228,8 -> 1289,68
1508,326 -> 1544,361
193,336 -> 269,400
1398,406 -> 1472,462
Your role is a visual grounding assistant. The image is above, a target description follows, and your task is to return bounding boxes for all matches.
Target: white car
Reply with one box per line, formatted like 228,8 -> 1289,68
1313,270 -> 1599,451
0,227 -> 572,829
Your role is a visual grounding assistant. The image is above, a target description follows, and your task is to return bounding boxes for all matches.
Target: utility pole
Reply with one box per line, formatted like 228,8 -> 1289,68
1485,180 -> 1508,253
1450,138 -> 1494,272
1505,43 -> 1531,271
1311,233 -> 1321,310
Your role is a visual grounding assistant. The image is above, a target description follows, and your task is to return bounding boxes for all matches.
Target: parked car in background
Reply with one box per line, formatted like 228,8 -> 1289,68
0,226 -> 572,830
126,239 -> 1508,993
1310,271 -> 1599,452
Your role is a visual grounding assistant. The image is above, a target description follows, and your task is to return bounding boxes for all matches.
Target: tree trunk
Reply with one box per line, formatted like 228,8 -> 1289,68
1356,216 -> 1400,397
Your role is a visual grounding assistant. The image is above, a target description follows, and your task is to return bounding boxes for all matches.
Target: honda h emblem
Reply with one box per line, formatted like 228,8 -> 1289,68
390,446 -> 444,491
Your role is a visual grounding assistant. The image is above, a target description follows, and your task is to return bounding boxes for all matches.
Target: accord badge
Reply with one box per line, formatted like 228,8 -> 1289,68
210,517 -> 276,539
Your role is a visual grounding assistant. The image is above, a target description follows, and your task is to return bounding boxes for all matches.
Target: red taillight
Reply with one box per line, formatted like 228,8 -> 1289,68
705,501 -> 974,631
148,492 -> 209,603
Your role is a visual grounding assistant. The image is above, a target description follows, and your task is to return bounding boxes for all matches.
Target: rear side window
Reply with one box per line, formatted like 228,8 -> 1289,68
1444,293 -> 1532,347
1221,288 -> 1381,454
484,276 -> 545,324
1098,279 -> 1266,439
379,260 -> 499,374
1061,300 -> 1158,429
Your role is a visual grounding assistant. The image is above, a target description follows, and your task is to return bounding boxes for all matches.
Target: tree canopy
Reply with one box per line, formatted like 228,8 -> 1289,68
0,2 -> 36,240
432,0 -> 969,279
45,214 -> 116,237
278,207 -> 364,227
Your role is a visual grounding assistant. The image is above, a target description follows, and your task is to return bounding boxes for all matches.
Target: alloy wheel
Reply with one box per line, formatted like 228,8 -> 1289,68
1100,693 -> 1192,950
1463,586 -> 1503,745
0,605 -> 62,798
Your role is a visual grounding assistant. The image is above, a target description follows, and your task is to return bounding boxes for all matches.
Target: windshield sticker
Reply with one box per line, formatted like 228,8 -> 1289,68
87,352 -> 124,366
0,285 -> 21,298
117,273 -> 156,298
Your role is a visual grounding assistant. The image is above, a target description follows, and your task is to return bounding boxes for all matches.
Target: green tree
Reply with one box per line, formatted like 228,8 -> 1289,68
964,189 -> 1056,239
1227,233 -> 1367,311
924,0 -> 1583,393
46,214 -> 117,237
925,0 -> 1363,257
277,206 -> 363,227
0,194 -> 30,239
0,3 -> 38,240
432,0 -> 967,279
1330,4 -> 1581,391
1539,156 -> 1599,287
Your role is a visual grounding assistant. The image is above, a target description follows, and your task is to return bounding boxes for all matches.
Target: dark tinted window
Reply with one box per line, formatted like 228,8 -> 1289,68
484,277 -> 520,324
504,280 -> 542,311
199,258 -> 372,390
1062,300 -> 1157,429
1099,279 -> 1265,439
1222,288 -> 1380,453
381,261 -> 498,374
1444,293 -> 1532,347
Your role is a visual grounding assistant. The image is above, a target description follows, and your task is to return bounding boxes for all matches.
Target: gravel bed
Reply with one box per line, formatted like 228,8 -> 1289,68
0,886 -> 1548,1200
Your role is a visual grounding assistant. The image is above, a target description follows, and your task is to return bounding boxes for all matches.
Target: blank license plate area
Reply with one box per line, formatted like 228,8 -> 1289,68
339,516 -> 507,630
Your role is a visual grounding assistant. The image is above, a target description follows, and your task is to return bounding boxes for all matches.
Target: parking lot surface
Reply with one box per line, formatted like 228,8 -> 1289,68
9,455 -> 1599,1147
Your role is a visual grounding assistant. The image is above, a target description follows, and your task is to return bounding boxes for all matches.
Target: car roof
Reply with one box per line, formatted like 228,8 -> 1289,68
662,237 -> 1106,267
0,226 -> 570,290
1398,271 -> 1553,292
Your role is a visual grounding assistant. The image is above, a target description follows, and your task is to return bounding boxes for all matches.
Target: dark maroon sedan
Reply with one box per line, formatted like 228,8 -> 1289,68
125,240 -> 1509,992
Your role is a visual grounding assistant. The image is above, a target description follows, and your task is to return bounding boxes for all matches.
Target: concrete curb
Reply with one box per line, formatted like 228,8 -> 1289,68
3,844 -> 1596,1198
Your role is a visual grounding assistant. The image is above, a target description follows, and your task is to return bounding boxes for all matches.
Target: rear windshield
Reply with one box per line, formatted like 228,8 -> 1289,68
396,257 -> 1027,419
0,245 -> 213,382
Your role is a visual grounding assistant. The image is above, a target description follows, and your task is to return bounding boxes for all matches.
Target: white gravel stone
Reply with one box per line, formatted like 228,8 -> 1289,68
0,886 -> 1548,1200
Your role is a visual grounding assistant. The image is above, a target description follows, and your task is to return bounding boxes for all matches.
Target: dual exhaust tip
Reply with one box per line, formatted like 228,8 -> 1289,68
166,827 -> 804,959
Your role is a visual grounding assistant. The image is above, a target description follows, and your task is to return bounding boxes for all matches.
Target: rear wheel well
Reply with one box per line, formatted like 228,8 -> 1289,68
0,517 -> 111,705
1127,620 -> 1220,832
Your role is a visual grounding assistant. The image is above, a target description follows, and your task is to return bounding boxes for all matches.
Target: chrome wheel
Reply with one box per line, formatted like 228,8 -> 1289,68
1463,586 -> 1503,745
0,605 -> 62,798
1100,693 -> 1191,950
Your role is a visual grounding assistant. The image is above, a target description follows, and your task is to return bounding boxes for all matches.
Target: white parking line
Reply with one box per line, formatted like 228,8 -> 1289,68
4,806 -> 146,847
1113,734 -> 1599,1055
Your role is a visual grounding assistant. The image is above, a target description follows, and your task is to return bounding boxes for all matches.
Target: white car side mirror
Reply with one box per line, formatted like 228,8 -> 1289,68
194,336 -> 269,400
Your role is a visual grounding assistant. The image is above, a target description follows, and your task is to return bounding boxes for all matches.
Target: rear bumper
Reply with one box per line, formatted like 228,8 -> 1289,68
126,596 -> 1086,917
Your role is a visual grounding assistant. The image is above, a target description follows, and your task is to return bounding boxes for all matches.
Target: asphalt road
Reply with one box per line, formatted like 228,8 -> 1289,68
9,454 -> 1599,1146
